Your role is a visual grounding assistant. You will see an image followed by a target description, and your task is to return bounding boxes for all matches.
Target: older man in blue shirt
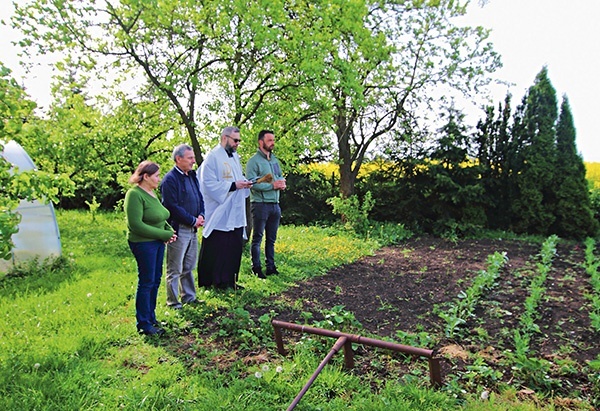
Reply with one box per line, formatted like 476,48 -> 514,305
161,144 -> 205,309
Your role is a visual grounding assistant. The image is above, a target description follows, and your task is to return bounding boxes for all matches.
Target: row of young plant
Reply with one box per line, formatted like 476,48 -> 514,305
432,235 -> 562,394
508,235 -> 559,391
584,237 -> 600,331
436,251 -> 508,339
583,237 -> 600,408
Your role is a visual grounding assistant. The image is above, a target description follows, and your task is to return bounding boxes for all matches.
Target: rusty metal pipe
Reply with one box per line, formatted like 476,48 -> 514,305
272,319 -> 442,387
274,323 -> 286,354
287,336 -> 347,411
272,319 -> 434,358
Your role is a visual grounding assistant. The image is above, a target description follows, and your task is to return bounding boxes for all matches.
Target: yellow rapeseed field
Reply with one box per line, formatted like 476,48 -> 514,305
304,162 -> 600,190
587,162 -> 600,189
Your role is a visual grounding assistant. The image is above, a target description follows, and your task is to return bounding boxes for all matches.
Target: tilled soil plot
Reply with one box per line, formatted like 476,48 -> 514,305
255,236 -> 599,404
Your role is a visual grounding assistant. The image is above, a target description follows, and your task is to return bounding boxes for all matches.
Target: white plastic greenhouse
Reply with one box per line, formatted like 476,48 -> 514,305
0,140 -> 62,271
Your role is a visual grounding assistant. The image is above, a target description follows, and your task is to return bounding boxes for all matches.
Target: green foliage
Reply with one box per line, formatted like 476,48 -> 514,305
395,329 -> 437,349
0,64 -> 74,259
327,0 -> 501,198
437,251 -> 508,338
370,222 -> 413,246
517,235 -> 557,335
314,305 -> 362,331
216,308 -> 278,350
552,98 -> 598,238
84,196 -> 100,222
475,95 -> 514,230
590,188 -> 600,224
506,235 -> 560,391
459,357 -> 504,392
589,356 -> 600,408
509,346 -> 557,392
325,191 -> 412,245
474,68 -> 598,239
8,0 -> 595,241
0,205 -> 20,261
327,192 -> 375,237
0,254 -> 74,295
425,109 -> 488,237
509,68 -> 559,235
584,238 -> 600,331
279,169 -> 338,225
18,91 -> 177,209
11,0 -> 500,203
295,305 -> 364,355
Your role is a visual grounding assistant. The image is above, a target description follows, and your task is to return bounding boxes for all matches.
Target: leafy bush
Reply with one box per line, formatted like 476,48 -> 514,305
589,188 -> 600,224
369,222 -> 413,246
327,192 -> 374,237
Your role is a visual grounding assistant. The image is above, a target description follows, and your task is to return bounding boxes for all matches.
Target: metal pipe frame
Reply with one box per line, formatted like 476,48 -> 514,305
272,319 -> 442,386
286,336 -> 347,410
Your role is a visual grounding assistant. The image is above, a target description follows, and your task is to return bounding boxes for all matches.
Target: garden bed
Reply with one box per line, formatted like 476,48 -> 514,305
253,236 -> 599,404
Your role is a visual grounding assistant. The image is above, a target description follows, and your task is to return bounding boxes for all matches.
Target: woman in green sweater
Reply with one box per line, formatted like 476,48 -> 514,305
124,161 -> 176,336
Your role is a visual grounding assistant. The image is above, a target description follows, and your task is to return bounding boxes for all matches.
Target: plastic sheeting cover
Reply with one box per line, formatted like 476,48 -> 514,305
0,140 -> 62,271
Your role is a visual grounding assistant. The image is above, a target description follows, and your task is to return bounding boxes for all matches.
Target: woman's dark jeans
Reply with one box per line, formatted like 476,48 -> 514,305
128,240 -> 165,332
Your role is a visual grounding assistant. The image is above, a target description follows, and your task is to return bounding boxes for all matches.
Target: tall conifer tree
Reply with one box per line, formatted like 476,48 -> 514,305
552,97 -> 598,238
475,94 -> 513,229
509,67 -> 557,235
426,108 -> 486,235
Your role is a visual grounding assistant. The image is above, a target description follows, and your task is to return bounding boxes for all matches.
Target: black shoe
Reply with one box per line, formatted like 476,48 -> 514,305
266,267 -> 279,276
252,266 -> 266,279
139,326 -> 165,336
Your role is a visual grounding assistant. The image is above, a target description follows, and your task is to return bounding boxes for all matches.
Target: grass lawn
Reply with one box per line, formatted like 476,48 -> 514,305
0,210 -> 589,410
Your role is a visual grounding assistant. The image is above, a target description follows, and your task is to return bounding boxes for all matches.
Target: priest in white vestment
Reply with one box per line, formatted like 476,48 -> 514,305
197,126 -> 252,290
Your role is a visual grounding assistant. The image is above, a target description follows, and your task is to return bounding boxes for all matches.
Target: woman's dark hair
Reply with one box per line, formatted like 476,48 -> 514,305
128,160 -> 160,184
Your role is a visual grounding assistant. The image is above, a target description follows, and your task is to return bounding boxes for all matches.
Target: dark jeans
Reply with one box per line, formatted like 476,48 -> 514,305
128,240 -> 165,332
250,202 -> 281,270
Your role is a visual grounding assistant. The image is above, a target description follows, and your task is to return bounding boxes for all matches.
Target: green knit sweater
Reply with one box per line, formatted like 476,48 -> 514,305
246,149 -> 283,203
124,186 -> 174,243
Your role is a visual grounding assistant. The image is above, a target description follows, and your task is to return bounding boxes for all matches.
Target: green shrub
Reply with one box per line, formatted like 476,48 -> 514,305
327,192 -> 374,237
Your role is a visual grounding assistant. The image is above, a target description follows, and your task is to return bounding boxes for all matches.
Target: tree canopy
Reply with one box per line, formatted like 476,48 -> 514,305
11,0 -> 500,197
6,3 -> 597,240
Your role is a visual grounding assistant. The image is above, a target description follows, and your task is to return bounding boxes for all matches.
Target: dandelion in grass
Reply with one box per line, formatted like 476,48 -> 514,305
276,366 -> 283,373
87,293 -> 92,298
254,371 -> 262,379
262,365 -> 269,372
34,363 -> 40,369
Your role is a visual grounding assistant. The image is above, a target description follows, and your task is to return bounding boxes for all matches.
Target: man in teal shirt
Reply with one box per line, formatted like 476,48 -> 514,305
246,130 -> 286,278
